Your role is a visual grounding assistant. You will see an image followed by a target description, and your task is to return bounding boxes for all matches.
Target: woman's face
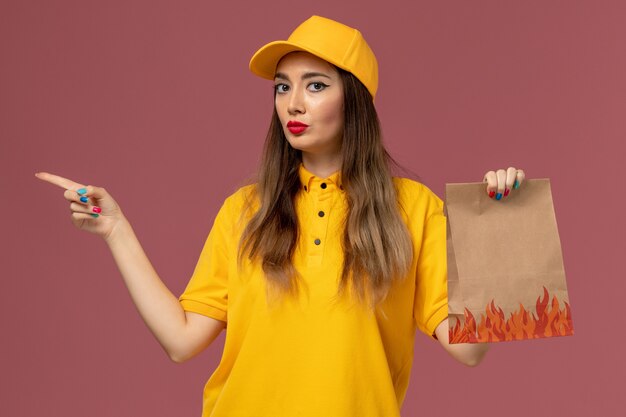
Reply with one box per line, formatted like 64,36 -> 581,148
274,51 -> 344,158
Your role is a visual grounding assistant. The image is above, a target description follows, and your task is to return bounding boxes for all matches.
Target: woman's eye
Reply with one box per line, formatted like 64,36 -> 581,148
275,84 -> 289,93
308,82 -> 328,92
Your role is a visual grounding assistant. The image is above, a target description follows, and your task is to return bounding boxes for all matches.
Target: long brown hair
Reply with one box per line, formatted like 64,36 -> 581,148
238,67 -> 414,310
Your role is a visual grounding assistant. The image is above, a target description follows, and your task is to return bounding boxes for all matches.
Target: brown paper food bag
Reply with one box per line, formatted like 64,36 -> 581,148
445,179 -> 574,344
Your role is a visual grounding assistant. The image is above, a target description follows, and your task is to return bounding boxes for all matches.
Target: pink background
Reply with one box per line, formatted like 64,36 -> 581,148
2,1 -> 623,416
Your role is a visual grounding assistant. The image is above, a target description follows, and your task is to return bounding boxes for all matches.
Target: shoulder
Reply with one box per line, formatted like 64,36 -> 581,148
223,183 -> 258,208
392,177 -> 444,221
217,183 -> 259,226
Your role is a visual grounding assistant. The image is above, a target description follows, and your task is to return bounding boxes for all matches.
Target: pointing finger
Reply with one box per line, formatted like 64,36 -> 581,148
35,172 -> 85,191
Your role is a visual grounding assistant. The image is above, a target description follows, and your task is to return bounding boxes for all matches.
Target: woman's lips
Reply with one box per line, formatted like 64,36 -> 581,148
287,121 -> 308,134
288,126 -> 307,134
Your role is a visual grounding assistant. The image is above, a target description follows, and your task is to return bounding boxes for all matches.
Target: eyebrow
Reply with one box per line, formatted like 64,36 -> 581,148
274,71 -> 332,81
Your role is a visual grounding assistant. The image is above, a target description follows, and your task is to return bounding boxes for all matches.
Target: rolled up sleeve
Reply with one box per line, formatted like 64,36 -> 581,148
178,199 -> 233,323
413,204 -> 449,339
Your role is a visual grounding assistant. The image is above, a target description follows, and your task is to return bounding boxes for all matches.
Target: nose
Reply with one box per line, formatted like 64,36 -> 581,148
287,85 -> 305,115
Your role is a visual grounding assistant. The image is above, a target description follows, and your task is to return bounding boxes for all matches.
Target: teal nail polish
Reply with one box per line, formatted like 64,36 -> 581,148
77,188 -> 87,195
90,213 -> 99,218
80,196 -> 88,203
514,180 -> 519,189
496,193 -> 502,200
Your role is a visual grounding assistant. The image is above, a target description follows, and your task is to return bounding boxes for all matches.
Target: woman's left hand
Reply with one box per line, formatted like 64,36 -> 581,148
483,167 -> 525,200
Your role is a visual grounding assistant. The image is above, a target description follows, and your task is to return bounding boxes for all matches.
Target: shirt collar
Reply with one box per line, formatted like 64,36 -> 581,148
298,162 -> 344,193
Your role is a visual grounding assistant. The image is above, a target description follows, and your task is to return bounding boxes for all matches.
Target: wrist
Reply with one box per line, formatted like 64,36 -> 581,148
104,215 -> 133,247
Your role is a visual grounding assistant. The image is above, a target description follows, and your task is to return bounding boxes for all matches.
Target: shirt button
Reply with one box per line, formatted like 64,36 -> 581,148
318,211 -> 325,217
314,238 -> 321,245
320,182 -> 327,189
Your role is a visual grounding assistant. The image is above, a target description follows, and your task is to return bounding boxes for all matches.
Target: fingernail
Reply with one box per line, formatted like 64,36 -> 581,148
514,180 -> 519,189
77,188 -> 87,195
504,188 -> 510,197
80,196 -> 88,203
90,213 -> 99,218
496,193 -> 502,200
489,191 -> 495,198
92,207 -> 101,213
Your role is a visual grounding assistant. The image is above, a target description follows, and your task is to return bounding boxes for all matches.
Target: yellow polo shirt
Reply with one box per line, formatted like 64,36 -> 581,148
178,163 -> 448,417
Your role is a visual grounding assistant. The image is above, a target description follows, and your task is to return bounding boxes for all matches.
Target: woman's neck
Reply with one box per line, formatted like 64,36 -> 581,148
301,153 -> 342,178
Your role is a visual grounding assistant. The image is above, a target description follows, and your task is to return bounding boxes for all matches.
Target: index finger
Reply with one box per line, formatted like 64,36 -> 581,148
35,172 -> 85,191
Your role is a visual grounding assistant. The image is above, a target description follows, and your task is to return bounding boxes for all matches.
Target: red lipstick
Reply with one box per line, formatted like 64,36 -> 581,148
287,120 -> 308,134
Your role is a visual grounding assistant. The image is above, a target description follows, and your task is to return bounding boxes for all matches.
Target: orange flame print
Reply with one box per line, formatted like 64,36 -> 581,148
449,287 -> 574,343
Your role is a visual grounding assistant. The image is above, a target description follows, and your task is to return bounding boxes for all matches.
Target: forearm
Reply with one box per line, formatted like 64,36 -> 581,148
434,318 -> 490,367
105,218 -> 188,360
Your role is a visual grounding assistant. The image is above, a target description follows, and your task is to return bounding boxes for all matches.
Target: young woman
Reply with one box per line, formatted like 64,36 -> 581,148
36,15 -> 525,417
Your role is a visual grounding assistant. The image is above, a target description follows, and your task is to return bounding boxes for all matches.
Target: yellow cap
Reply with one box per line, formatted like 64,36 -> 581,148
249,16 -> 379,100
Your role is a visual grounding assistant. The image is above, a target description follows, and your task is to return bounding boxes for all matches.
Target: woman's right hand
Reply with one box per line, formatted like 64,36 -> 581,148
35,172 -> 126,242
